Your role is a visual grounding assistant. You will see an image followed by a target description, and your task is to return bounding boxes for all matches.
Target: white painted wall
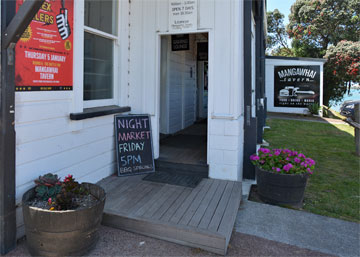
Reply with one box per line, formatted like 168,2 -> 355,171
14,0 -> 127,237
160,35 -> 196,134
265,58 -> 325,114
14,0 -> 246,238
127,0 -> 245,181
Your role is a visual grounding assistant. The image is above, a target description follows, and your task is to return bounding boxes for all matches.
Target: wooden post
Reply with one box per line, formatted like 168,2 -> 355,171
1,0 -> 45,254
355,103 -> 360,157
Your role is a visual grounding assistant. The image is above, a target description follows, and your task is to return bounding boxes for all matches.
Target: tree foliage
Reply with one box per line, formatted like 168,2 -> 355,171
323,41 -> 360,105
286,0 -> 360,105
287,0 -> 360,52
266,9 -> 293,56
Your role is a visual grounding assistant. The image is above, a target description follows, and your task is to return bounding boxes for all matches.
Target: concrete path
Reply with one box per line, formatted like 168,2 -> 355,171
267,112 -> 348,125
6,225 -> 332,257
235,199 -> 360,257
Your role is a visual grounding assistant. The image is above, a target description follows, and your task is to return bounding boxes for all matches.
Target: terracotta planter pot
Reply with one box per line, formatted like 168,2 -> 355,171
255,166 -> 309,207
22,183 -> 106,256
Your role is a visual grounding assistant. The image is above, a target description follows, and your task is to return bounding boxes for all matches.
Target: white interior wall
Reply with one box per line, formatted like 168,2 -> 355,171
265,58 -> 324,114
160,34 -> 197,135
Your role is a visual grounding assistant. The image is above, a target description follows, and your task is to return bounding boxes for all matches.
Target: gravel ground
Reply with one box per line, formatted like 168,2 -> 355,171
6,226 -> 333,257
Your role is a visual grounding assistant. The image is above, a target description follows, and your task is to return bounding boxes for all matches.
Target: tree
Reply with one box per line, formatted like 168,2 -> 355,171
288,0 -> 360,53
266,9 -> 293,56
323,41 -> 360,105
271,47 -> 295,57
287,0 -> 360,105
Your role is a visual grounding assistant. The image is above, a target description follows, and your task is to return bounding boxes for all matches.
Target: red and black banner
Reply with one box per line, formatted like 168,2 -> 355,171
15,0 -> 74,91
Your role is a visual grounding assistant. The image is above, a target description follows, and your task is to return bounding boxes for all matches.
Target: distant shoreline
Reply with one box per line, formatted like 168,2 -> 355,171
331,88 -> 360,112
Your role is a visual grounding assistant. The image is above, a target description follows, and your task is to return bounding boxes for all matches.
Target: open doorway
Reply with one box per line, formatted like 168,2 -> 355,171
157,33 -> 209,179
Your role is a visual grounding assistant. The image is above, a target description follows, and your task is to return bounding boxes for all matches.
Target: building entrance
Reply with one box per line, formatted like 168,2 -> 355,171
157,33 -> 209,179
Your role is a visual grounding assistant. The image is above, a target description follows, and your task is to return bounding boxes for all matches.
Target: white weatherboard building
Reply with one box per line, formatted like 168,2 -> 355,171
266,56 -> 325,114
1,0 -> 267,246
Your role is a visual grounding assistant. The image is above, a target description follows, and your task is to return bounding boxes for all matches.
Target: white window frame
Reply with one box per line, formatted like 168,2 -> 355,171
82,0 -> 121,109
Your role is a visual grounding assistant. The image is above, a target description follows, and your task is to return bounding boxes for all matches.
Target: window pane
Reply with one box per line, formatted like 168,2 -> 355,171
85,0 -> 117,35
84,32 -> 113,101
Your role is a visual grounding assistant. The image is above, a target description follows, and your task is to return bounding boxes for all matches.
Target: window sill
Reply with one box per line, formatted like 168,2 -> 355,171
70,105 -> 131,120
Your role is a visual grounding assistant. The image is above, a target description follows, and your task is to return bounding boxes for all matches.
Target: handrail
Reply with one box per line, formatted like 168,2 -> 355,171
345,118 -> 360,129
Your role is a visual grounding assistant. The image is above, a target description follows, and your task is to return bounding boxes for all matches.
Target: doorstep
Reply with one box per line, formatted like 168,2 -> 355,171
97,174 -> 242,255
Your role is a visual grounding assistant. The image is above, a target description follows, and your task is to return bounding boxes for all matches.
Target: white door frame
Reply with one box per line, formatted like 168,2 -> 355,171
155,29 -> 212,164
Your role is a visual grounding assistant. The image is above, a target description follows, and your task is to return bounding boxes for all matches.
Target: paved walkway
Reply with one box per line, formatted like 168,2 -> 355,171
267,112 -> 348,125
235,199 -> 360,257
6,198 -> 354,256
5,178 -> 357,256
7,225 -> 332,257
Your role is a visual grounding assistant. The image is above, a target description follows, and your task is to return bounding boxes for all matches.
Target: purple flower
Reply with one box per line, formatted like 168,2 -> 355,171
259,148 -> 271,154
306,158 -> 316,166
291,151 -> 298,156
283,163 -> 293,172
250,155 -> 260,161
298,153 -> 306,158
251,148 -> 314,175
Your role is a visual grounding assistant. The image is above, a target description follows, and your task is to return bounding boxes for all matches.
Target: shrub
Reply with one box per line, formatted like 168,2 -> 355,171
250,148 -> 315,175
308,103 -> 321,115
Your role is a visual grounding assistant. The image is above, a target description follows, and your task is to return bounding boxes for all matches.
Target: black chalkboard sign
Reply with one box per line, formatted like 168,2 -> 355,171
114,114 -> 155,176
172,34 -> 190,51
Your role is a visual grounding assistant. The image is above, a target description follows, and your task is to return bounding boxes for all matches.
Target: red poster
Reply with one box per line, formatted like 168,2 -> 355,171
15,0 -> 74,91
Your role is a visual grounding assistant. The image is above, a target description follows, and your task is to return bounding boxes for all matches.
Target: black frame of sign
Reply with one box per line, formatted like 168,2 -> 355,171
274,65 -> 320,108
114,114 -> 155,177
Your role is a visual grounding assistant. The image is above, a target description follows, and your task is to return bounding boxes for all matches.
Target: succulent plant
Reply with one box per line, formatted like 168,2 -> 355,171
54,175 -> 88,210
34,173 -> 89,210
34,173 -> 62,201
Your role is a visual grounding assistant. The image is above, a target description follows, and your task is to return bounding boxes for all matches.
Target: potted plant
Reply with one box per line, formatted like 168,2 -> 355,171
307,103 -> 321,116
22,173 -> 106,256
250,148 -> 315,207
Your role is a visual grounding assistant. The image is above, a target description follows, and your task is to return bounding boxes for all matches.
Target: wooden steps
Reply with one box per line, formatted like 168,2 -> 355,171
98,175 -> 242,255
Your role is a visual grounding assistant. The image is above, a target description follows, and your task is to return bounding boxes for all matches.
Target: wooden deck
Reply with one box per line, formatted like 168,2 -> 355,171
98,174 -> 242,255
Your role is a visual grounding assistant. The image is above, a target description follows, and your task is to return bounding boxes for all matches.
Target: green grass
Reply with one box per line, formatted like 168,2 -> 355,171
322,105 -> 346,120
264,119 -> 360,223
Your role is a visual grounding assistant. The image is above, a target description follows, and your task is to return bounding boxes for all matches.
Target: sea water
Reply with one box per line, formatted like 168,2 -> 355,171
331,88 -> 360,112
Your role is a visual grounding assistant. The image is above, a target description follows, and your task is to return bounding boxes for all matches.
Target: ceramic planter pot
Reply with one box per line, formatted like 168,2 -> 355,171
22,183 -> 106,256
255,166 -> 309,207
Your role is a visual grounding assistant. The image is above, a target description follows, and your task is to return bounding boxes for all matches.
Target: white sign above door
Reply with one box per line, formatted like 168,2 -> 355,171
169,0 -> 198,31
